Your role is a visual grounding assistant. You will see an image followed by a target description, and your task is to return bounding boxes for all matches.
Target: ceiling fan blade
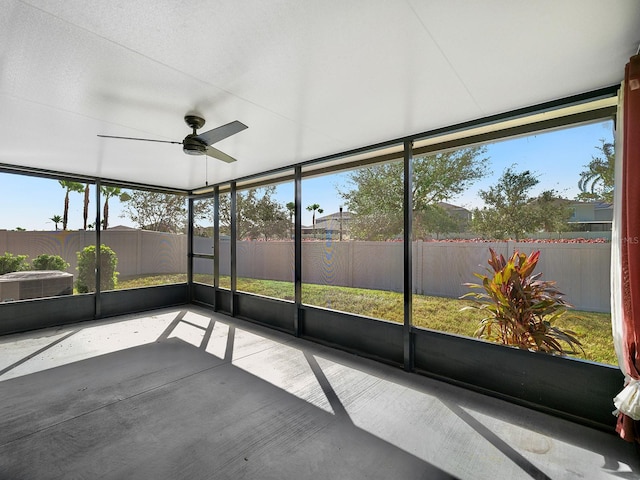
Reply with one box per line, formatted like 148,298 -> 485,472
205,145 -> 237,163
97,134 -> 181,145
196,120 -> 247,146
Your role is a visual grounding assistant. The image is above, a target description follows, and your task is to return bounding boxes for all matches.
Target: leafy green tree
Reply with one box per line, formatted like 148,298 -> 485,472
472,167 -> 538,240
415,204 -> 468,240
252,190 -> 290,240
59,180 -> 84,230
121,191 -> 189,233
76,244 -> 118,293
192,199 -> 214,237
0,252 -> 29,275
340,147 -> 489,240
219,187 -> 290,240
577,139 -> 615,203
219,192 -> 232,237
532,190 -> 572,234
472,167 -> 570,240
286,201 -> 295,238
100,187 -> 131,230
221,188 -> 262,239
32,254 -> 69,271
341,164 -> 402,240
50,214 -> 63,231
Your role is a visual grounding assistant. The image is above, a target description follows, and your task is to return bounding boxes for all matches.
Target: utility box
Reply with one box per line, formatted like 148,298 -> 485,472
0,271 -> 73,302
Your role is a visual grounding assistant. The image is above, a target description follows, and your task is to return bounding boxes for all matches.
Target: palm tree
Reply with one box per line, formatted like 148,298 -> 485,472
50,214 -> 63,230
82,184 -> 91,230
577,140 -> 615,203
306,203 -> 323,237
100,186 -> 131,230
286,201 -> 295,238
58,180 -> 84,230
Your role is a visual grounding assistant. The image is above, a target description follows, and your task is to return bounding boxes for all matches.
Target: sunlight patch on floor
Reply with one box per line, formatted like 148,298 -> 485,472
459,406 -> 634,479
313,355 -> 531,479
168,322 -> 205,347
232,338 -> 334,414
0,331 -> 70,374
0,311 -> 178,381
205,321 -> 229,359
182,311 -> 210,328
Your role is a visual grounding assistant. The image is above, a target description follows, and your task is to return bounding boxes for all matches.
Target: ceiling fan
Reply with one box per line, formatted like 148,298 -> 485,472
98,114 -> 247,163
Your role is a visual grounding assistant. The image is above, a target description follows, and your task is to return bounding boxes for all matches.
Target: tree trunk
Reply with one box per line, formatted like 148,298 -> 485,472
83,185 -> 90,230
63,192 -> 69,230
103,199 -> 109,230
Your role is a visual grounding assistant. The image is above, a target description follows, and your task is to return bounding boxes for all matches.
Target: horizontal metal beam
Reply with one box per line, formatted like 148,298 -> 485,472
190,85 -> 619,191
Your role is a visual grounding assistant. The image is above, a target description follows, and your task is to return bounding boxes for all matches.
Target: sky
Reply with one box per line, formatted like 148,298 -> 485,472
297,119 -> 614,224
0,120 -> 614,230
455,120 -> 614,209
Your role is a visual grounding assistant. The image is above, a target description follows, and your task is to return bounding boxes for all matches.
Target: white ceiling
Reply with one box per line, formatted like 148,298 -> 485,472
1,0 -> 638,191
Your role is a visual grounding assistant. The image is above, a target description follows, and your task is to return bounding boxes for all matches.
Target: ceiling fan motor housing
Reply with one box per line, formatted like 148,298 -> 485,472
183,114 -> 207,155
183,134 -> 207,155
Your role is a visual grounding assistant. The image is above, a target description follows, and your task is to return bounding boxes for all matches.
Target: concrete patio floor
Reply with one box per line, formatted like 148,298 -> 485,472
0,306 -> 638,479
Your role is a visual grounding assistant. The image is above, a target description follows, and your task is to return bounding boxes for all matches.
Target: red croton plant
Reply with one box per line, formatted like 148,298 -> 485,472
462,248 -> 584,355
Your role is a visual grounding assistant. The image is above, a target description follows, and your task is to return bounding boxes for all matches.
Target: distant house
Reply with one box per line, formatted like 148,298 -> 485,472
309,205 -> 472,239
568,201 -> 613,231
306,211 -> 352,239
437,202 -> 472,227
107,225 -> 138,231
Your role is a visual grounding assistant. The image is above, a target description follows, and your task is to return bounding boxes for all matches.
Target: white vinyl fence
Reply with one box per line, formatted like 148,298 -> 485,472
0,229 -> 187,278
1,230 -> 611,312
215,239 -> 611,313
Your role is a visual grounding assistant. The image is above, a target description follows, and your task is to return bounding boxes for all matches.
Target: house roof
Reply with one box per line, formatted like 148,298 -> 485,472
316,211 -> 352,222
570,201 -> 614,209
438,202 -> 470,213
1,1 -> 638,191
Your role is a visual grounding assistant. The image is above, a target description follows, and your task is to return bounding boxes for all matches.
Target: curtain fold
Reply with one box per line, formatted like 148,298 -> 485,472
613,54 -> 640,442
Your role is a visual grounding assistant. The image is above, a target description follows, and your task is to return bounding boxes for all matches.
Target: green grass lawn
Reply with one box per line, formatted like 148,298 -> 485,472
117,274 -> 617,366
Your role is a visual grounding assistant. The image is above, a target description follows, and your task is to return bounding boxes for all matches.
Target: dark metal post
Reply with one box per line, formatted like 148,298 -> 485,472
187,196 -> 194,303
339,206 -> 343,241
403,140 -> 414,371
94,180 -> 102,318
294,166 -> 302,336
213,186 -> 220,310
230,182 -> 237,316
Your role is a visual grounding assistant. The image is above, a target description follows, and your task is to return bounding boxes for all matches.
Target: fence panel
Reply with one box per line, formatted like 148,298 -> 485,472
1,231 -> 611,312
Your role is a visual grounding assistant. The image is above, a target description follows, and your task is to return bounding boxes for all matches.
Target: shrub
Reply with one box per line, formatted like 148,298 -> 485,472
0,252 -> 29,275
76,244 -> 118,293
461,248 -> 583,355
32,254 -> 70,271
